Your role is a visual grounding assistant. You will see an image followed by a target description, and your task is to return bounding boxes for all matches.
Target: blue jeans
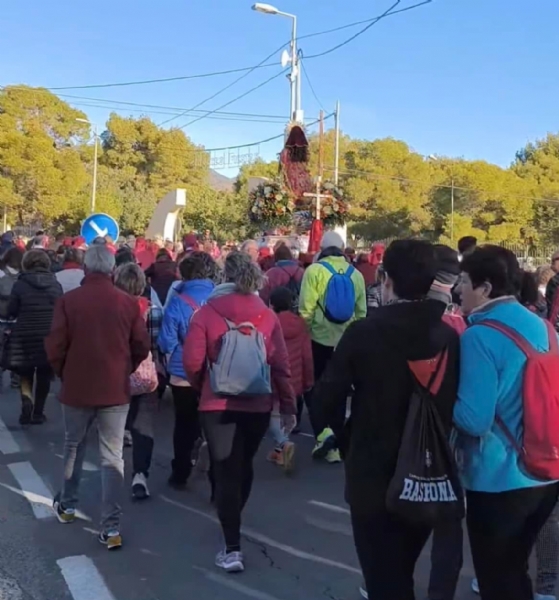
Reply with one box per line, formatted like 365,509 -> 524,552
268,412 -> 289,449
58,404 -> 129,532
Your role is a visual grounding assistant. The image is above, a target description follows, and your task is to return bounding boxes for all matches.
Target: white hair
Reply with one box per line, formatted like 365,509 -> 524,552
84,245 -> 115,275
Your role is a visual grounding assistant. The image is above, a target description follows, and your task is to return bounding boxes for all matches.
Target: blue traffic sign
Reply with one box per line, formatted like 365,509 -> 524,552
81,213 -> 120,245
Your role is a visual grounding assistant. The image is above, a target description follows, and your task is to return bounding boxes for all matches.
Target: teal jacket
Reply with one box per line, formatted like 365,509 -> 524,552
453,297 -> 558,492
299,256 -> 366,348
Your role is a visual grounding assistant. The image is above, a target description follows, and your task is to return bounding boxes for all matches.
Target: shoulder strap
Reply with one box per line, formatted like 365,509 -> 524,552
475,319 -> 537,358
179,294 -> 199,311
408,348 -> 448,395
319,261 -> 337,276
278,266 -> 295,282
345,265 -> 355,278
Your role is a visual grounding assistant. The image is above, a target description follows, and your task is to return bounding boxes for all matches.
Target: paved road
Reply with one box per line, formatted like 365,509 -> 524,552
0,378 -> 482,600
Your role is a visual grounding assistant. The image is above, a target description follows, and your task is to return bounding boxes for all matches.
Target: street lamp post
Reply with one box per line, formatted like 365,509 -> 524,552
76,118 -> 98,214
252,3 -> 302,123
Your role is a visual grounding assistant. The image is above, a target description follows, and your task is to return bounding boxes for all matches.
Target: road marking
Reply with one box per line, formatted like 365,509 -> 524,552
297,432 -> 314,438
7,461 -> 56,519
308,500 -> 350,515
161,495 -> 360,574
57,556 -> 116,600
194,566 -> 286,600
304,515 -> 352,536
55,454 -> 98,472
0,575 -> 23,599
0,480 -> 91,522
89,221 -> 108,238
0,416 -> 20,455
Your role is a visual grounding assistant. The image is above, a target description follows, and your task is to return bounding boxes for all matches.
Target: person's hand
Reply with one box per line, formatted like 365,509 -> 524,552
281,414 -> 297,434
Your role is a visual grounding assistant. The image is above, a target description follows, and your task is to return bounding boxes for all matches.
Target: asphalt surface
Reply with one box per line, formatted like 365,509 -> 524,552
0,378 -> 484,600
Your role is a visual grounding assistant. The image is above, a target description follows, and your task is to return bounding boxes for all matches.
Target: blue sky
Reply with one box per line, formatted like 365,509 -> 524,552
1,0 -> 557,174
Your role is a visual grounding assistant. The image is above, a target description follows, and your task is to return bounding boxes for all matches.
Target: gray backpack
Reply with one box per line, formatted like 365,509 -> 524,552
209,315 -> 272,397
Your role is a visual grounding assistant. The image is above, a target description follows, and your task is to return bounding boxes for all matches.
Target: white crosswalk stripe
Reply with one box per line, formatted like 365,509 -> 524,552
57,556 -> 116,600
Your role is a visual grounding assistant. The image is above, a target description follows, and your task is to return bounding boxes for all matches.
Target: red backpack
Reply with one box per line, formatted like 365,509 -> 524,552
478,319 -> 559,480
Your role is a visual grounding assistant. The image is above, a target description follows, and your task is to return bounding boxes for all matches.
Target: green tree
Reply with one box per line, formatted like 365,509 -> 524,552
0,85 -> 89,224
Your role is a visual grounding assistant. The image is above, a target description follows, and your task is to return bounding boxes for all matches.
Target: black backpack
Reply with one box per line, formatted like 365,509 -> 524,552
386,350 -> 464,526
278,266 -> 301,313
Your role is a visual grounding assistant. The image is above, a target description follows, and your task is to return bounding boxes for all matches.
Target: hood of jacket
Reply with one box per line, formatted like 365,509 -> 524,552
20,269 -> 59,291
277,310 -> 305,340
175,278 -> 215,298
206,291 -> 268,323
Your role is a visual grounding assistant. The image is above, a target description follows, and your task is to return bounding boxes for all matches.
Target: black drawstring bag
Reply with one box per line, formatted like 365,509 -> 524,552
386,350 -> 464,526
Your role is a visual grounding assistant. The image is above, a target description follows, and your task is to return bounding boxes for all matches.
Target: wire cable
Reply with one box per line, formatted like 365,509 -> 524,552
157,42 -> 289,127
37,1 -> 431,91
175,68 -> 289,131
300,59 -> 326,111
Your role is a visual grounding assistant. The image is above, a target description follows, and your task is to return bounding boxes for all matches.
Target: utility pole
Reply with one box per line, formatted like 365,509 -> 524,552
91,125 -> 98,214
333,100 -> 340,185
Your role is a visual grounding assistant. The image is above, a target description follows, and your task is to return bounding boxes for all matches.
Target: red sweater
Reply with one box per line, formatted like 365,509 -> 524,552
45,273 -> 150,407
277,311 -> 314,396
183,292 -> 296,415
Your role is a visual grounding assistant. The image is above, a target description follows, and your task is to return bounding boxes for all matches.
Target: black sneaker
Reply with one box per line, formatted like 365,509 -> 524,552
31,413 -> 47,425
19,400 -> 33,426
98,530 -> 122,550
168,474 -> 187,490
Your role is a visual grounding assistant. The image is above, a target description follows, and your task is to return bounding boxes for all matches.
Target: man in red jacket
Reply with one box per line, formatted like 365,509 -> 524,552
45,244 -> 150,550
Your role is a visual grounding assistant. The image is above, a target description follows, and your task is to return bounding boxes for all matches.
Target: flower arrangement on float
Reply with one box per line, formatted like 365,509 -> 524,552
304,182 -> 349,227
248,181 -> 295,228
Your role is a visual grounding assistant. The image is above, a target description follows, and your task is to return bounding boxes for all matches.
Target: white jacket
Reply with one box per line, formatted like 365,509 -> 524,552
56,268 -> 84,294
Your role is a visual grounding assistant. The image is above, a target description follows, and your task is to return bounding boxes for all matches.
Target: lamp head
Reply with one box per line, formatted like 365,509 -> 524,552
252,3 -> 280,15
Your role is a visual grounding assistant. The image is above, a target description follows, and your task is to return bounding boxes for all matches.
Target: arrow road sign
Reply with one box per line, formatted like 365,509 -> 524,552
81,213 -> 120,246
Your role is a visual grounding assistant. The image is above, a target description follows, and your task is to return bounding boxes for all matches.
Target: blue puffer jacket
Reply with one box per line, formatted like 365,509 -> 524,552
453,296 -> 558,492
158,279 -> 214,379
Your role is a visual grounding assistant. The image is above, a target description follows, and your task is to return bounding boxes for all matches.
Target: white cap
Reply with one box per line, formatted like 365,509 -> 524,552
320,231 -> 345,251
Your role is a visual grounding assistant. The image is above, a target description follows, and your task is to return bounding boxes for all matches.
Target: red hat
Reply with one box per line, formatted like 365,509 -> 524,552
62,237 -> 73,247
258,247 -> 272,259
72,236 -> 87,250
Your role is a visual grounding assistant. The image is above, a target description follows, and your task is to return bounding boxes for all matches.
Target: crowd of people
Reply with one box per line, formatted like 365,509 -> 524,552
1,227 -> 559,599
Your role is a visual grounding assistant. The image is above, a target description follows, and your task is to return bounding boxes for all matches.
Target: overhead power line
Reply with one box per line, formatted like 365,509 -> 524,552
174,68 -> 290,131
157,43 -> 289,127
300,60 -> 326,111
202,112 -> 334,153
37,1 -> 432,91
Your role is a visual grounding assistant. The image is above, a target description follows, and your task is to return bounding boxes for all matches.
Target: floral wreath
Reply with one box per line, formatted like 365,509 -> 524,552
248,180 -> 295,228
305,181 -> 349,227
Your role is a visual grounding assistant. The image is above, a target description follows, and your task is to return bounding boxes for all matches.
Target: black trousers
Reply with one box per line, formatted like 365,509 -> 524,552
170,385 -> 200,483
201,411 -> 270,552
128,393 -> 156,477
428,519 -> 463,600
467,483 -> 559,600
305,341 -> 346,441
19,366 -> 52,416
351,506 -> 432,600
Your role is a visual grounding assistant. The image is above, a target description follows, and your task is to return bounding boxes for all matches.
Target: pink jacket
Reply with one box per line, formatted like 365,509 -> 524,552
183,291 -> 296,415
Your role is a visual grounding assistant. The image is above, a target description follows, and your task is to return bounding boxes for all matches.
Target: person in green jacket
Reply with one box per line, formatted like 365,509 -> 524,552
299,231 -> 366,462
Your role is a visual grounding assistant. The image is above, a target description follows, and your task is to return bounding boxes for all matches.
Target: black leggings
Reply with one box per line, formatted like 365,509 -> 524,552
201,411 -> 270,552
19,366 -> 52,416
170,385 -> 200,483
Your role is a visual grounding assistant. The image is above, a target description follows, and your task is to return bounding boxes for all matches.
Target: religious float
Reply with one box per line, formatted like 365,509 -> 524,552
248,123 -> 349,255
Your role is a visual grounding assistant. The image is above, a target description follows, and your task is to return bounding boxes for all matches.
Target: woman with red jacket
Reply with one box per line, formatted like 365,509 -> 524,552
183,251 -> 296,574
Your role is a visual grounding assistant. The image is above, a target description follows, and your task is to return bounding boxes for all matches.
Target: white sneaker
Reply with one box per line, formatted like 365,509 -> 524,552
215,549 -> 244,573
471,578 -> 480,595
359,583 -> 368,599
132,473 -> 149,500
